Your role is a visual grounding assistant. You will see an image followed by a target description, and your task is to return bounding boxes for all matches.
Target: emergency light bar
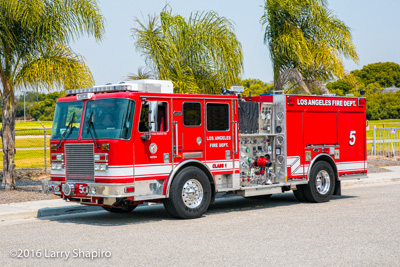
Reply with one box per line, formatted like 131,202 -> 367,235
66,80 -> 174,96
66,84 -> 133,96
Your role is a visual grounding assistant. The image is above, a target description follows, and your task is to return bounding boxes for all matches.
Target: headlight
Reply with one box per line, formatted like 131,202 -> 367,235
51,163 -> 64,170
94,163 -> 108,171
90,186 -> 97,195
62,183 -> 75,196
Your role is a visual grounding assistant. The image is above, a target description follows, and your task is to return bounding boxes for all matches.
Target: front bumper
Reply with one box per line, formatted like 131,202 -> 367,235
42,180 -> 136,198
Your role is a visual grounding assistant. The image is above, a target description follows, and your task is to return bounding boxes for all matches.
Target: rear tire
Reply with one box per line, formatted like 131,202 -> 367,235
102,205 -> 137,213
303,161 -> 335,203
163,166 -> 211,219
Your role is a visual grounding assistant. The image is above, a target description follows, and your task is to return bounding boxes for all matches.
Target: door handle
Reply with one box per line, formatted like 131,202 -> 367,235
173,121 -> 179,157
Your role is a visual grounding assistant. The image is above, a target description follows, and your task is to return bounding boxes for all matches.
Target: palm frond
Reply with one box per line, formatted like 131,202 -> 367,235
262,0 -> 358,93
0,0 -> 105,95
15,43 -> 93,90
131,6 -> 243,94
126,66 -> 154,80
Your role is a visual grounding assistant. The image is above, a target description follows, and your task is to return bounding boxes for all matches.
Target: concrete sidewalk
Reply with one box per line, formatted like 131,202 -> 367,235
1,168 -> 400,223
342,166 -> 400,187
0,199 -> 102,222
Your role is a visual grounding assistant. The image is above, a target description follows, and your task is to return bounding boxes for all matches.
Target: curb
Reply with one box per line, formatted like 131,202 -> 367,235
0,200 -> 103,223
37,205 -> 103,218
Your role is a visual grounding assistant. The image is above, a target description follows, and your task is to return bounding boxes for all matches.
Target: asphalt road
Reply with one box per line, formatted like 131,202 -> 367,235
1,182 -> 400,266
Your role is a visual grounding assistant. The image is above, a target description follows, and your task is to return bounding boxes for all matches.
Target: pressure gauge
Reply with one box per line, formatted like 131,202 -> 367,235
277,135 -> 284,145
277,111 -> 284,121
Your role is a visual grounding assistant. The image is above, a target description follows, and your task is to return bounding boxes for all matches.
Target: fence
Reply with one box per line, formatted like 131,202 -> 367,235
371,125 -> 400,158
2,124 -> 399,169
0,126 -> 51,170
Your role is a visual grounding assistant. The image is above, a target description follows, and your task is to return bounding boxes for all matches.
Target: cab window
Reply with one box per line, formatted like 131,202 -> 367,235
183,102 -> 201,126
139,101 -> 168,132
207,103 -> 229,131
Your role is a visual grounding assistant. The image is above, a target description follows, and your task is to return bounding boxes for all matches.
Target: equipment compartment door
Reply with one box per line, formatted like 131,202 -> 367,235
338,112 -> 366,173
172,99 -> 205,163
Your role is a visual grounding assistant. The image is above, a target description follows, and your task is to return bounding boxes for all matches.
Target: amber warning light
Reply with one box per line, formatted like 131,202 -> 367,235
287,96 -> 295,105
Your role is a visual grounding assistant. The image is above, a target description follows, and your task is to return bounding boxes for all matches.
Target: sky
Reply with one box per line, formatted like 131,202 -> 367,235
69,0 -> 400,86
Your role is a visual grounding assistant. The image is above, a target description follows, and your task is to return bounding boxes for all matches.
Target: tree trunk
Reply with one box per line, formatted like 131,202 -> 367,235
276,68 -> 312,95
1,85 -> 16,190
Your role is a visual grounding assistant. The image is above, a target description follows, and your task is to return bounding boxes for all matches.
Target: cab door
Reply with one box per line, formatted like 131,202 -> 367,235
204,100 -> 234,175
172,98 -> 205,164
134,98 -> 173,181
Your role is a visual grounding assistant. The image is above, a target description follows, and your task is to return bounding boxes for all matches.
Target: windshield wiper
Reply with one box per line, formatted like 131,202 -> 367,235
86,111 -> 100,148
57,112 -> 75,149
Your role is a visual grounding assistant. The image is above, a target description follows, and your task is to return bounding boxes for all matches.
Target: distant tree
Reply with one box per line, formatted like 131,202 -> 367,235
38,91 -> 63,102
29,92 -> 64,121
132,6 -> 243,94
0,0 -> 104,189
351,62 -> 400,88
366,91 -> 400,120
326,79 -> 355,96
17,91 -> 39,103
326,80 -> 353,96
240,78 -> 274,96
261,0 -> 358,94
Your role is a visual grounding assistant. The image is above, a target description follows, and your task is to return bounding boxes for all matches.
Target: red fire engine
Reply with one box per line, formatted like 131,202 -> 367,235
43,80 -> 367,219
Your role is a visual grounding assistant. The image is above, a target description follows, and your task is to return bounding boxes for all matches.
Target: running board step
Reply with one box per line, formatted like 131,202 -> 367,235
237,185 -> 283,197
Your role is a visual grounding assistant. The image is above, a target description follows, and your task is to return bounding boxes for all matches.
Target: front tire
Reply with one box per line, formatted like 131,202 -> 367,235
163,166 -> 212,219
293,185 -> 308,202
303,161 -> 335,203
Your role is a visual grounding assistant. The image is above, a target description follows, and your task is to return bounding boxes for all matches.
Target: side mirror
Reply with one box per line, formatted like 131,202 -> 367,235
141,125 -> 152,141
140,134 -> 149,141
145,109 -> 152,141
140,100 -> 158,141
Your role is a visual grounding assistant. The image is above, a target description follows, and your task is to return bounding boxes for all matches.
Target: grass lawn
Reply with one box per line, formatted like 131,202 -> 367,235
0,121 -> 53,136
0,121 -> 52,129
0,137 -> 50,149
14,121 -> 53,129
0,149 -> 50,169
369,119 -> 400,124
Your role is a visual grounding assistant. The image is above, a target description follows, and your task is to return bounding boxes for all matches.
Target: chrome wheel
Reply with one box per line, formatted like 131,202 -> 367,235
315,170 -> 330,195
182,179 -> 203,208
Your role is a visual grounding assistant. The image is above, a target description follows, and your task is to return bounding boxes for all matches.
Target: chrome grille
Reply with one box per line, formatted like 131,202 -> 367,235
65,143 -> 94,180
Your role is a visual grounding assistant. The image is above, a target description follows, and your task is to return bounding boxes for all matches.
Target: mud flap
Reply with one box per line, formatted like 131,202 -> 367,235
333,180 -> 341,196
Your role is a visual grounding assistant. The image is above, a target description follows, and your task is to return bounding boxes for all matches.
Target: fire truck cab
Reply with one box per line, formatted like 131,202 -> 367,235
44,79 -> 367,219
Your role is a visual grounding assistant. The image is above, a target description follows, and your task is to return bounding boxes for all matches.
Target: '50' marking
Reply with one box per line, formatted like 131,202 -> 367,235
79,184 -> 88,194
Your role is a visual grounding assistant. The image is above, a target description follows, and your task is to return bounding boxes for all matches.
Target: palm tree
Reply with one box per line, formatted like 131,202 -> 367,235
132,6 -> 243,94
261,0 -> 359,94
0,0 -> 105,189
126,66 -> 154,80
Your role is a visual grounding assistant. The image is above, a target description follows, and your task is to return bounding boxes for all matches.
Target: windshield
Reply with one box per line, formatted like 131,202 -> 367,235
81,98 -> 135,140
51,101 -> 83,140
